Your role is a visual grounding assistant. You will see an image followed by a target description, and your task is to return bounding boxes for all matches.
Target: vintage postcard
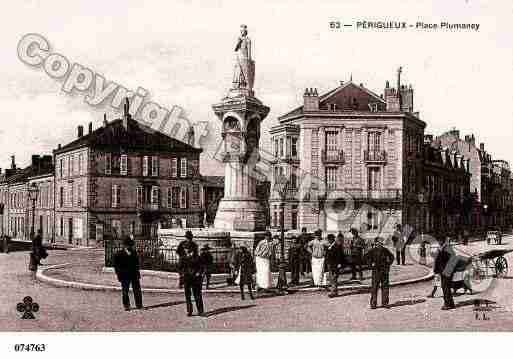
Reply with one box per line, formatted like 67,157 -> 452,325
1,0 -> 512,356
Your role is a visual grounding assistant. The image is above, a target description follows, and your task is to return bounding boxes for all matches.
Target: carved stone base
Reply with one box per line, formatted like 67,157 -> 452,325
214,198 -> 267,232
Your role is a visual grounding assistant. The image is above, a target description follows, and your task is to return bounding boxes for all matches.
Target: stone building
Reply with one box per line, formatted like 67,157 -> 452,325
436,130 -> 512,230
53,102 -> 203,246
269,70 -> 474,237
0,155 -> 54,242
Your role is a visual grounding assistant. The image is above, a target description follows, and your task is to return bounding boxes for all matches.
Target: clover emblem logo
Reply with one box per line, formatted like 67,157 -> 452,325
17,296 -> 39,319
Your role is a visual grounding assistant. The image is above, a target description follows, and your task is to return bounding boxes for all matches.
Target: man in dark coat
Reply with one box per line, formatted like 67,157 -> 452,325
181,246 -> 205,316
363,237 -> 395,309
298,227 -> 311,275
288,236 -> 302,286
434,237 -> 456,310
199,244 -> 214,289
113,236 -> 143,311
326,234 -> 345,297
176,230 -> 198,288
350,228 -> 365,280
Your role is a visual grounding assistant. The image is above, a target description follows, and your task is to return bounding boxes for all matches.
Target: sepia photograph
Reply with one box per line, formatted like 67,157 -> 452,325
0,0 -> 512,357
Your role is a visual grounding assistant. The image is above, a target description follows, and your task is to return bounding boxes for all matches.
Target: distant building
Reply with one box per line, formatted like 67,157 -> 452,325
436,131 -> 512,230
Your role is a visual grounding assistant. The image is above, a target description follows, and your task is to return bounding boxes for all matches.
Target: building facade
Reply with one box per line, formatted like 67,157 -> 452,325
0,102 -> 206,247
269,71 -> 475,237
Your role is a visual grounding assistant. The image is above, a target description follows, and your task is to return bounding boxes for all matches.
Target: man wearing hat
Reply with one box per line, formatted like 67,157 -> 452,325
113,236 -> 143,311
363,237 -> 394,309
200,244 -> 214,289
350,228 -> 365,281
176,230 -> 198,288
254,231 -> 275,291
181,245 -> 205,316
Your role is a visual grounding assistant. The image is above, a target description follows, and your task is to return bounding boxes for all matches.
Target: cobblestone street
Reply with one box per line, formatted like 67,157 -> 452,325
1,238 -> 513,331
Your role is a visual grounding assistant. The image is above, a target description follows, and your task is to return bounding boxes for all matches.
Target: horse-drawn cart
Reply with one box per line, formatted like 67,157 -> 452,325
473,249 -> 512,278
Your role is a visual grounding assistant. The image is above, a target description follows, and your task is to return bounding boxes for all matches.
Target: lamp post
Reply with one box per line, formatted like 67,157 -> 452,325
274,175 -> 289,292
28,183 -> 39,241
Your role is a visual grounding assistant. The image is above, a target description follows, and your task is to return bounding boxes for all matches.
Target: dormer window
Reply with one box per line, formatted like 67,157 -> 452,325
330,103 -> 337,111
369,103 -> 379,112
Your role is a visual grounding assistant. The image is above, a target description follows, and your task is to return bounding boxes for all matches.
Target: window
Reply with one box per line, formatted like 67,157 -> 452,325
60,217 -> 64,236
68,184 -> 73,207
279,138 -> 284,157
291,205 -> 298,230
180,158 -> 187,178
290,168 -> 297,189
77,184 -> 82,206
136,187 -> 143,207
326,131 -> 338,159
180,187 -> 188,209
326,167 -> 337,190
171,158 -> 178,177
105,153 -> 112,175
151,156 -> 159,177
368,167 -> 381,191
368,132 -> 381,152
70,155 -> 75,175
151,186 -> 160,207
111,219 -> 122,238
73,218 -> 83,239
172,187 -> 180,208
120,155 -> 128,175
274,139 -> 279,157
142,156 -> 149,176
67,156 -> 71,177
111,184 -> 120,208
59,159 -> 64,178
59,187 -> 64,207
167,188 -> 173,208
291,138 -> 298,157
330,103 -> 337,111
78,153 -> 83,175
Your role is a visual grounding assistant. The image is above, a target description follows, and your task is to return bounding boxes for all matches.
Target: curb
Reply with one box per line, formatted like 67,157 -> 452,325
37,263 -> 433,294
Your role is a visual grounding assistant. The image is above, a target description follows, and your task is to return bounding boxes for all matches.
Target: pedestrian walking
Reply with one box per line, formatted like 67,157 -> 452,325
419,240 -> 428,266
234,245 -> 256,300
254,231 -> 274,291
113,236 -> 143,311
29,229 -> 47,279
298,227 -> 311,275
200,244 -> 214,289
288,236 -> 302,286
434,236 -> 456,310
181,245 -> 205,316
350,228 -> 365,281
2,235 -> 10,254
393,224 -> 406,265
228,243 -> 239,285
176,230 -> 198,289
326,234 -> 344,297
307,229 -> 329,287
363,237 -> 395,309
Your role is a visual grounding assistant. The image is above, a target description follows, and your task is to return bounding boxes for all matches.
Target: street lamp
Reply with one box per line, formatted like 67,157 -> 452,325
274,174 -> 289,292
28,183 -> 39,240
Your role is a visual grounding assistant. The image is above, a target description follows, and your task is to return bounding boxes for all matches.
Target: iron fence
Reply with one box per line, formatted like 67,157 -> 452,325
104,238 -> 231,274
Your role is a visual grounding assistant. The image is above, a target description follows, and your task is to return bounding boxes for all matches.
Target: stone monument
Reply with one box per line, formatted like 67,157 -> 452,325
212,24 -> 270,232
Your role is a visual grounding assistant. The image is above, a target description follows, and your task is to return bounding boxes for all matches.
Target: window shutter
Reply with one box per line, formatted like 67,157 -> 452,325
117,185 -> 121,207
120,155 -> 128,175
105,153 -> 112,175
142,156 -> 149,176
171,158 -> 178,177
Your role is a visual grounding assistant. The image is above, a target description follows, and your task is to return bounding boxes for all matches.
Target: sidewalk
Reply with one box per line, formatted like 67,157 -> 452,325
36,248 -> 432,294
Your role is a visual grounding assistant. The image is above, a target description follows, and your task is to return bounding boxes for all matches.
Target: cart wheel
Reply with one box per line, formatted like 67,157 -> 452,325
495,256 -> 508,277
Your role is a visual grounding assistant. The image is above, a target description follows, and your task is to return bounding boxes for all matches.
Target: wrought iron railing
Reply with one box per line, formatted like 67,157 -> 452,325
322,150 -> 345,164
364,150 -> 387,162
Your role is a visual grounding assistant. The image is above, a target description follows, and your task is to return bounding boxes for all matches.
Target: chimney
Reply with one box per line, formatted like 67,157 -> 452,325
470,134 -> 475,145
103,113 -> 108,128
464,135 -> 470,143
10,155 -> 16,169
58,144 -> 61,150
339,81 -> 344,86
123,97 -> 130,130
77,125 -> 84,138
480,143 -> 485,151
88,122 -> 93,134
303,87 -> 319,112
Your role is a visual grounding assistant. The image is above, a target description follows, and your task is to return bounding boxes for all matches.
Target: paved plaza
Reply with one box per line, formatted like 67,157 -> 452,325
1,237 -> 513,331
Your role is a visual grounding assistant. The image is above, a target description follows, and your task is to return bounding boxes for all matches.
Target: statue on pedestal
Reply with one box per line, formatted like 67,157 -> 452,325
232,24 -> 255,96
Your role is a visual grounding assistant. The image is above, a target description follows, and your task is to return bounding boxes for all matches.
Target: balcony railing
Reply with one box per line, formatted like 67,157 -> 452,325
325,189 -> 402,201
364,150 -> 387,163
322,150 -> 345,164
136,203 -> 161,211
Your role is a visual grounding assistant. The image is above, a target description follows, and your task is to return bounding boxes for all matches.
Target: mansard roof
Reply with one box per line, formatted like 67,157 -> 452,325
279,81 -> 386,120
55,117 -> 202,155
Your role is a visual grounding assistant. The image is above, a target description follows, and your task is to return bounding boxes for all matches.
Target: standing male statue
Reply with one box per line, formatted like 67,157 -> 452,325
232,24 -> 255,94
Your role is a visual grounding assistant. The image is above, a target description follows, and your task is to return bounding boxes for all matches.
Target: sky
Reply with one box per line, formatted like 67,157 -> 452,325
0,0 -> 512,176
